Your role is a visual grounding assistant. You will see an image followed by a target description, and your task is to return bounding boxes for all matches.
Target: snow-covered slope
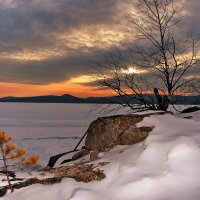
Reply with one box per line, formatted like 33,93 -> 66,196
3,110 -> 200,200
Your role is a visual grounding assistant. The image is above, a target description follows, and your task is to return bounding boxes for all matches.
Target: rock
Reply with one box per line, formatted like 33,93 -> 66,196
181,106 -> 200,113
119,127 -> 153,145
72,150 -> 90,160
60,150 -> 90,165
47,150 -> 78,167
0,164 -> 106,196
47,112 -> 170,167
0,188 -> 7,197
90,151 -> 99,161
45,164 -> 105,183
85,114 -> 154,151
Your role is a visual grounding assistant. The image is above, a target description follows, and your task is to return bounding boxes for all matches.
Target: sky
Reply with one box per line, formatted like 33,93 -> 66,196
0,0 -> 199,97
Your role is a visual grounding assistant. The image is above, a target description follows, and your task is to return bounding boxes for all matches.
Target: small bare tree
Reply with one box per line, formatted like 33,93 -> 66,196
96,0 -> 200,112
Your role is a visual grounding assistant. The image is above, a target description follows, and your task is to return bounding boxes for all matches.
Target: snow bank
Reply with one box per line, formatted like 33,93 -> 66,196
3,111 -> 200,200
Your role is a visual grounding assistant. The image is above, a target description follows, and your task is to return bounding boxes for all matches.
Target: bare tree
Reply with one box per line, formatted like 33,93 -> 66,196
96,0 -> 200,112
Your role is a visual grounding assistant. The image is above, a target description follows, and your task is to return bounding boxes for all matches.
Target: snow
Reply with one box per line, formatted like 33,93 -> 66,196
1,103 -> 200,200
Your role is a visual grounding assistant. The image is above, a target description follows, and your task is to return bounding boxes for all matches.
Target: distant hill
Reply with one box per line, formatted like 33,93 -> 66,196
0,93 -> 199,105
0,94 -> 84,103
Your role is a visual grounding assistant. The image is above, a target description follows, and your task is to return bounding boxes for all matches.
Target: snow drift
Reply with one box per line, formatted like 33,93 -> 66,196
2,105 -> 200,200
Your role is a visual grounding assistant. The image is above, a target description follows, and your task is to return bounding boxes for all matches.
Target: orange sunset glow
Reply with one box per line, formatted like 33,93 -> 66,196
0,0 -> 198,98
0,78 -> 108,98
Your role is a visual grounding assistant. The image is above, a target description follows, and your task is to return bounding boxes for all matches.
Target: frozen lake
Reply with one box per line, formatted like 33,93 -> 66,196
0,102 -> 184,168
0,103 -> 103,167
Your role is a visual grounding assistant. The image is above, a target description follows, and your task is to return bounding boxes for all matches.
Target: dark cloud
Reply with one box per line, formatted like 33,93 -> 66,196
0,0 -> 133,84
0,48 -> 117,84
183,0 -> 200,35
0,0 -> 130,47
0,0 -> 198,85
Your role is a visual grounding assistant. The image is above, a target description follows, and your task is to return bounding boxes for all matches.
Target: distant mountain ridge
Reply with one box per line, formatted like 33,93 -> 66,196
0,94 -> 84,103
0,94 -> 199,105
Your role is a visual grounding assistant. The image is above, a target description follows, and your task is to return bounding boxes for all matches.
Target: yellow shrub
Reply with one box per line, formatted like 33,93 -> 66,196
22,155 -> 40,166
0,131 -> 40,193
0,131 -> 12,143
15,148 -> 28,157
4,144 -> 16,155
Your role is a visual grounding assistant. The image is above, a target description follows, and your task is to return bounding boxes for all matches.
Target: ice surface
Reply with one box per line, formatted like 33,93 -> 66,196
0,103 -> 102,167
0,103 -> 131,167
